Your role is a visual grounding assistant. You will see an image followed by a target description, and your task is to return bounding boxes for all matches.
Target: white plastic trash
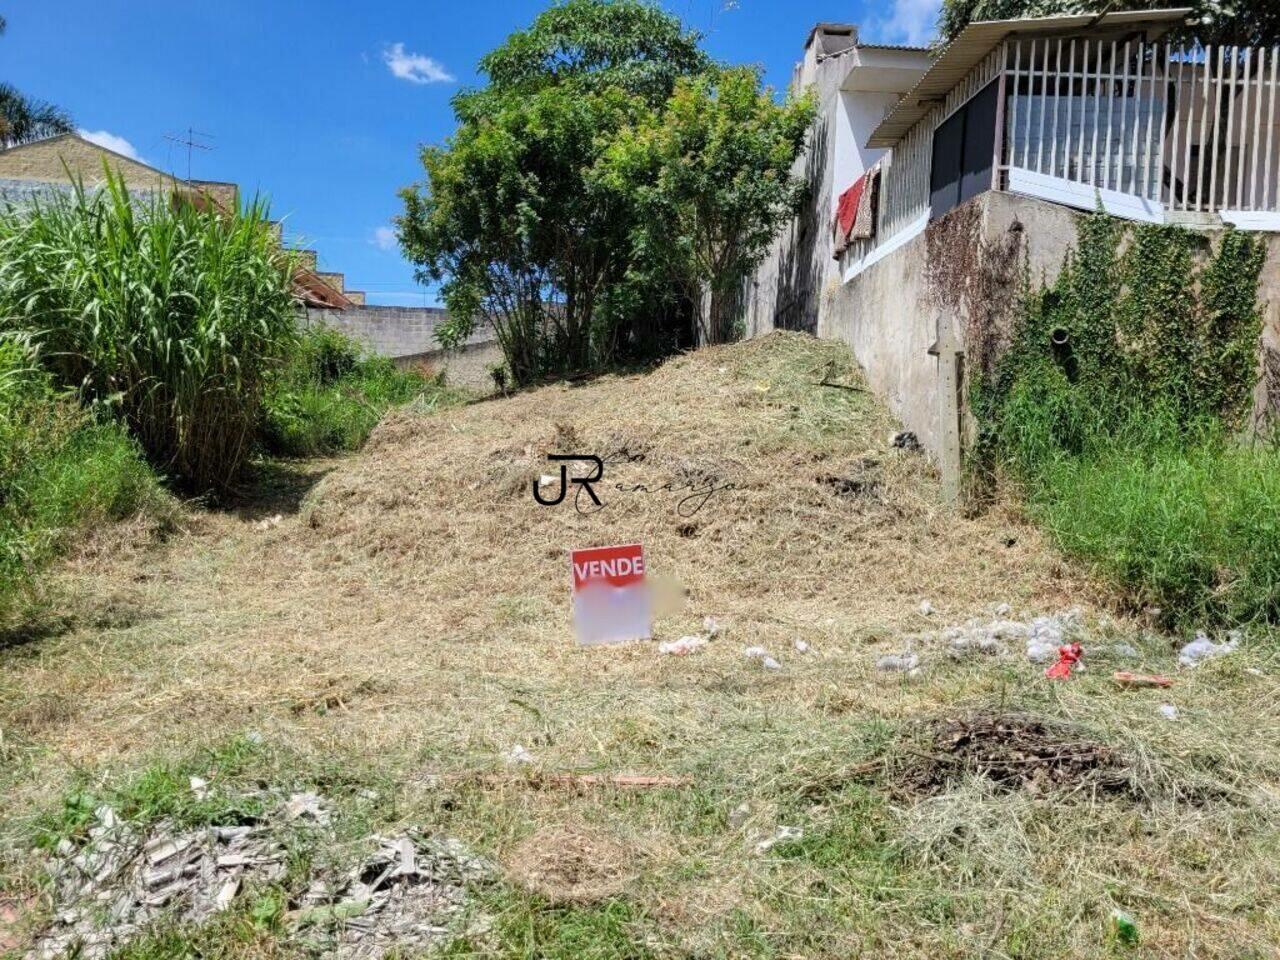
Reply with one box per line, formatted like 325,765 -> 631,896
659,635 -> 707,656
755,825 -> 803,854
876,653 -> 920,673
505,745 -> 534,765
1178,632 -> 1239,668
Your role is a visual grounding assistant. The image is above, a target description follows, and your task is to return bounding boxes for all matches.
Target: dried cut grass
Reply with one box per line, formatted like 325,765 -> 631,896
7,332 -> 1280,957
505,824 -> 635,905
0,333 -> 1108,776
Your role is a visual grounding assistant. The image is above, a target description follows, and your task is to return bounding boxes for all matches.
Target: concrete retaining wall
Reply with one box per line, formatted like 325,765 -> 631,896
754,186 -> 1280,463
303,305 -> 499,391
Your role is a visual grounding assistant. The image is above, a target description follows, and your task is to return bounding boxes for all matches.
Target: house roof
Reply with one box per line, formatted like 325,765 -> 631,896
865,7 -> 1194,147
294,267 -> 354,310
0,132 -> 239,192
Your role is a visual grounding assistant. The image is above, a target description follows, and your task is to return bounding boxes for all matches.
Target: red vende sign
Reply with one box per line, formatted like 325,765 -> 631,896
570,543 -> 646,592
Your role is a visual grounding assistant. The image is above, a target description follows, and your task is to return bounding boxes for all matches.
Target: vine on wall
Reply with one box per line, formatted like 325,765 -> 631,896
924,202 -> 1025,388
971,213 -> 1266,477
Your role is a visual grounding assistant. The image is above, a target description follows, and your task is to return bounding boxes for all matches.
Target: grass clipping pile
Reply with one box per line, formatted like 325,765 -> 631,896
505,825 -> 634,905
302,332 -> 1081,647
898,712 -> 1135,799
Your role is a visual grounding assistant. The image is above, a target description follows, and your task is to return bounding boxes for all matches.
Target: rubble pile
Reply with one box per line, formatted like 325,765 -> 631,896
27,795 -> 492,960
293,833 -> 492,958
31,806 -> 287,960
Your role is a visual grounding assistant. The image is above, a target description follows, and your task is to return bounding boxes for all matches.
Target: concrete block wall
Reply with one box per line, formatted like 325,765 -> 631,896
783,189 -> 1280,459
303,305 -> 499,390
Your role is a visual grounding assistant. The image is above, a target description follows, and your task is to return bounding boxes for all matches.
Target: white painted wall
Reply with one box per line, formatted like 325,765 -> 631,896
830,89 -> 902,218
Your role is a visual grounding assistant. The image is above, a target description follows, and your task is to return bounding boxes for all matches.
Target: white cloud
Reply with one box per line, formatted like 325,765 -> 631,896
372,226 -> 398,252
78,128 -> 143,162
866,0 -> 941,48
383,43 -> 454,85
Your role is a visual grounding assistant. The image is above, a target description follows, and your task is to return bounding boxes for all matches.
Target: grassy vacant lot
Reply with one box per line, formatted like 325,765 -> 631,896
2,332 -> 1279,958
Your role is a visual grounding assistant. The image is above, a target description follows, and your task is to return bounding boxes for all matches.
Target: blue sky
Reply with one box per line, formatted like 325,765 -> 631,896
3,0 -> 939,305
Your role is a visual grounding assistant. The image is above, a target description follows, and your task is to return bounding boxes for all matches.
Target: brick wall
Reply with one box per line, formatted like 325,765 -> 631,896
0,134 -> 237,210
0,135 -> 170,190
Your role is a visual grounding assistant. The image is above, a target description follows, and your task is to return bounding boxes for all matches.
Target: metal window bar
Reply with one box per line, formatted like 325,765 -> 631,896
1172,46 -> 1187,208
1267,46 -> 1279,210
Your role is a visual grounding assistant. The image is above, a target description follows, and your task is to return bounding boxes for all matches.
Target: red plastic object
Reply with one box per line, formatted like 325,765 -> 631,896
1045,642 -> 1083,680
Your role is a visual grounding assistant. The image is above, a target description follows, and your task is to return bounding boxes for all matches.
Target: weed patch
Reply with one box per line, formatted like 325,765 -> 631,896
260,326 -> 466,457
0,336 -> 164,625
973,214 -> 1273,627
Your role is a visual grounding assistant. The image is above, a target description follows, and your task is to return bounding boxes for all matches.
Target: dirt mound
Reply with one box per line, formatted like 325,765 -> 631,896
900,712 -> 1133,798
505,825 -> 634,905
299,331 -> 1091,658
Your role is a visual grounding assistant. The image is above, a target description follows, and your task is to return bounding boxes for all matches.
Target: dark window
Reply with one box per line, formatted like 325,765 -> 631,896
960,80 -> 998,205
929,79 -> 999,220
930,108 -> 964,217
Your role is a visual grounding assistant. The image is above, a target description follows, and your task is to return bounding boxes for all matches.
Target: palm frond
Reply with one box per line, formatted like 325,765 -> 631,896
0,83 -> 73,148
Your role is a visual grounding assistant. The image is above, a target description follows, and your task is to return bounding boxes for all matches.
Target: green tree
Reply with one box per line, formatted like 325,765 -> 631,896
399,0 -> 709,384
473,0 -> 707,103
600,67 -> 815,344
938,0 -> 1279,47
401,85 -> 645,382
0,84 -> 73,147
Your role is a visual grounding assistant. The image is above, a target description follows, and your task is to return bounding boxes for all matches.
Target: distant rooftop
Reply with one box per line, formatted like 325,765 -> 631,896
806,22 -> 930,59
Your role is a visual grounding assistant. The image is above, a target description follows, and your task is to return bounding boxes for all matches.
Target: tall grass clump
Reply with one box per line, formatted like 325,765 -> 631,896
974,214 -> 1272,628
0,334 -> 160,621
0,168 -> 297,492
260,325 -> 464,457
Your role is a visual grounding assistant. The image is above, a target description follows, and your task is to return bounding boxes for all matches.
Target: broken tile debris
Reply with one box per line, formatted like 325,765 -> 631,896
292,832 -> 492,959
30,805 -> 287,960
26,796 -> 491,960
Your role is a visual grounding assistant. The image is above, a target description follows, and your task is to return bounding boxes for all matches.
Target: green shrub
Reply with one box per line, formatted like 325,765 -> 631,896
294,325 -> 360,386
975,215 -> 1272,628
260,326 -> 462,457
0,335 -> 160,619
0,168 -> 297,492
1032,432 -> 1280,627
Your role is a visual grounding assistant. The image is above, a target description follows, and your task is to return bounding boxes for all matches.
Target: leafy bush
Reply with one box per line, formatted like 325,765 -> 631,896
260,327 -> 461,457
974,214 -> 1273,627
400,0 -> 812,385
0,336 -> 160,620
0,169 -> 297,492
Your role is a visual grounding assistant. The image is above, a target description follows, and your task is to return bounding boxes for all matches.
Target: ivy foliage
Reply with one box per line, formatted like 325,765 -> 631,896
973,213 -> 1273,627
974,214 -> 1264,469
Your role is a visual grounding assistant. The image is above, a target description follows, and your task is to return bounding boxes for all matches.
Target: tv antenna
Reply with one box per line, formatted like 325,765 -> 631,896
162,127 -> 214,182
